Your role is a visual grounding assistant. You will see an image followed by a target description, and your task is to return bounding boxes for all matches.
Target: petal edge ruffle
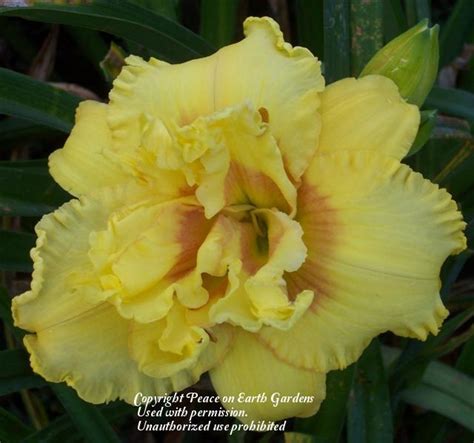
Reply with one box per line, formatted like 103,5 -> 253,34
259,151 -> 466,372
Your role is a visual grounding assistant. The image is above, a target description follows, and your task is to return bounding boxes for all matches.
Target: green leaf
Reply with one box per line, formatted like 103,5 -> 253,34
0,286 -> 24,339
410,116 -> 474,199
0,349 -> 47,396
439,0 -> 474,66
295,0 -> 324,59
323,0 -> 351,83
432,135 -> 474,198
402,385 -> 474,432
401,361 -> 474,432
441,251 -> 474,302
0,118 -> 60,146
350,0 -> 383,76
347,340 -> 393,443
431,326 -> 474,360
0,286 -> 13,328
414,0 -> 431,23
0,68 -> 79,132
382,0 -> 407,43
404,0 -> 417,28
200,0 -> 239,48
0,159 -> 48,170
389,305 -> 474,393
0,406 -> 34,442
129,0 -> 178,21
459,27 -> 474,94
65,27 -> 109,74
22,402 -> 135,443
227,422 -> 246,443
418,308 -> 474,366
0,165 -> 70,216
425,86 -> 474,121
406,110 -> 437,157
51,384 -> 121,443
439,153 -> 474,201
295,364 -> 355,443
383,346 -> 474,431
0,230 -> 35,272
426,306 -> 474,353
457,336 -> 474,377
0,0 -> 215,63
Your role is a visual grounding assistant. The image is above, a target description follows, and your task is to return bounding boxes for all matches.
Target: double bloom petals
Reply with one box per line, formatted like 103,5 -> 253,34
13,17 -> 466,423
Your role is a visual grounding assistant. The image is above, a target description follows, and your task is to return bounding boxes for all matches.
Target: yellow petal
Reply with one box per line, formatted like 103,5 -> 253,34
179,103 -> 297,218
220,17 -> 324,180
209,329 -> 326,424
259,151 -> 466,372
318,75 -> 420,160
108,17 -> 323,181
22,303 -> 175,403
89,197 -> 213,323
11,185 -> 179,403
12,182 -> 150,332
49,101 -> 129,197
209,210 -> 313,331
129,303 -> 233,385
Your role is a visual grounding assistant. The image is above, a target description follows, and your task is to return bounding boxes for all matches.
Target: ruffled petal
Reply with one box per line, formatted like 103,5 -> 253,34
89,197 -> 213,323
259,151 -> 466,372
208,210 -> 313,331
49,101 -> 129,197
22,304 -> 175,403
12,183 -> 151,331
107,17 -> 323,181
129,303 -> 233,388
209,329 -> 326,424
11,184 -> 181,403
318,75 -> 420,160
177,103 -> 297,218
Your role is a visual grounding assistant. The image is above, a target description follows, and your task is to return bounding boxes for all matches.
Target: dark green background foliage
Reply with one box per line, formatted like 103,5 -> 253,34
0,1 -> 473,442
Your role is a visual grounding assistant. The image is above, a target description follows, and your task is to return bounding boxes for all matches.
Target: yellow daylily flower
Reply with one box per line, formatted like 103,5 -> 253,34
12,16 -> 466,426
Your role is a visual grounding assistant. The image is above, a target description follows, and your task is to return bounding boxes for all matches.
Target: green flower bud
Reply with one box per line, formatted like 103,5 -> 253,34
360,20 -> 439,107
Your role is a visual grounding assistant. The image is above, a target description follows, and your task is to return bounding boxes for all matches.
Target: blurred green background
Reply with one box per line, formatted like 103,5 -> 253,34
0,0 -> 473,442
